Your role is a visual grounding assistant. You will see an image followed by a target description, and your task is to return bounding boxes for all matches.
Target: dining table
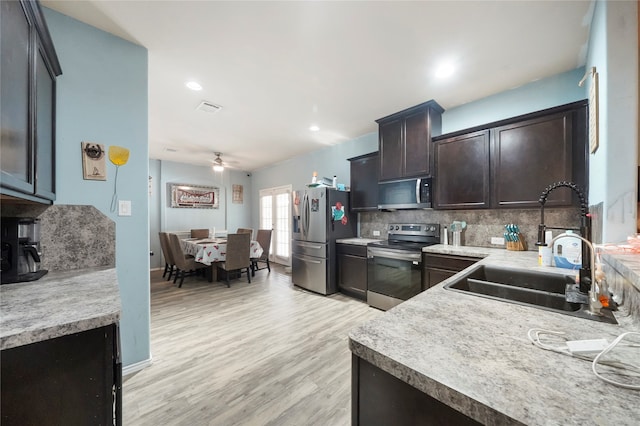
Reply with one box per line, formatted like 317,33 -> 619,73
180,238 -> 263,266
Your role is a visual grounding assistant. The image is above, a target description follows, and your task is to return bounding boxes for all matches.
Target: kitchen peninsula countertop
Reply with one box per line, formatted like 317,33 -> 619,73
350,245 -> 639,425
602,252 -> 640,292
1,267 -> 121,350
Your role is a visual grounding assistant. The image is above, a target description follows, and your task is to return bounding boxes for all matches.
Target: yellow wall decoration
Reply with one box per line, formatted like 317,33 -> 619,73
109,145 -> 130,212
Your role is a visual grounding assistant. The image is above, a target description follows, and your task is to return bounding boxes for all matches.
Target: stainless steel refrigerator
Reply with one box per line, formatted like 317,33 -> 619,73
292,187 -> 356,295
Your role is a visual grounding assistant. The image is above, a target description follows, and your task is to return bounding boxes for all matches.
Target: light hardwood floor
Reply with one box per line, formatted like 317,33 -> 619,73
123,265 -> 381,425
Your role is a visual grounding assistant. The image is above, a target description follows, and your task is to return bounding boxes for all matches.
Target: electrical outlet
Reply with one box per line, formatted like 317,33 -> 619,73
372,230 -> 381,236
491,237 -> 505,245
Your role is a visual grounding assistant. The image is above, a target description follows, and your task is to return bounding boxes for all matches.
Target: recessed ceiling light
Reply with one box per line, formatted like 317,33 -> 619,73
435,63 -> 455,79
185,81 -> 202,91
309,125 -> 320,132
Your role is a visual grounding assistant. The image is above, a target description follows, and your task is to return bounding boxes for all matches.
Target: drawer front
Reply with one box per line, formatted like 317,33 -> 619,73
337,243 -> 367,257
422,254 -> 479,271
292,240 -> 327,258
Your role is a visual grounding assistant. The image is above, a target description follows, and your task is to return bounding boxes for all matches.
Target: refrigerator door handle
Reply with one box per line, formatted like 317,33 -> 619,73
302,192 -> 310,238
297,242 -> 323,249
294,254 -> 322,264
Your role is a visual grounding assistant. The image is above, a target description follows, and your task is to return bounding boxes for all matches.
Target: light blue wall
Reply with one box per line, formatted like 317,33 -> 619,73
249,132 -> 378,229
149,160 -> 252,269
149,160 -> 161,269
441,68 -> 587,133
586,0 -> 609,211
586,0 -> 638,243
44,9 -> 150,368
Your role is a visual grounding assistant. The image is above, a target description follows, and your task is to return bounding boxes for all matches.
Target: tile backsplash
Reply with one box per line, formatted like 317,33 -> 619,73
359,207 -> 581,250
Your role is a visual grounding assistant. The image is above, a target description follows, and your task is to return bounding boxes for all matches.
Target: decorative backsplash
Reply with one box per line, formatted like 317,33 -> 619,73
37,205 -> 115,271
38,204 -> 116,271
359,207 -> 582,250
1,203 -> 115,272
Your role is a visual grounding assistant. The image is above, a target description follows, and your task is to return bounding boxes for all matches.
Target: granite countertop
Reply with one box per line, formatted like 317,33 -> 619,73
1,267 -> 121,350
602,252 -> 640,292
336,237 -> 383,246
350,246 -> 640,425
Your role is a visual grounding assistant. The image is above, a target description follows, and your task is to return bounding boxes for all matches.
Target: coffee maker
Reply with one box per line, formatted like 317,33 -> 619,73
1,217 -> 48,284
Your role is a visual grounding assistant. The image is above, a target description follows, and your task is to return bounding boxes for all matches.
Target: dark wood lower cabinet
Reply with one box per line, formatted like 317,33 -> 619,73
422,253 -> 480,289
1,323 -> 121,425
337,244 -> 367,300
352,355 -> 481,425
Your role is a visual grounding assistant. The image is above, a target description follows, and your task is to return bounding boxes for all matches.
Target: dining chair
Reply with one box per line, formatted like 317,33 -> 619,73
158,232 -> 176,281
251,229 -> 272,276
236,228 -> 254,239
168,233 -> 208,287
217,233 -> 251,287
190,228 -> 209,239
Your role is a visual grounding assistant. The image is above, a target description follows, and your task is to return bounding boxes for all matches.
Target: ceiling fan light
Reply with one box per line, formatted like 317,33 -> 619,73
213,164 -> 224,172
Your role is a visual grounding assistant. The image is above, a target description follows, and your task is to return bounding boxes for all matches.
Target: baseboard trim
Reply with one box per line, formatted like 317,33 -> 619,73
123,356 -> 153,377
150,267 -> 163,272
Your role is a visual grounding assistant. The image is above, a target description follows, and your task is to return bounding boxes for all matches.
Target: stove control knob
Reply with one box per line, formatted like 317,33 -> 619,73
389,225 -> 394,231
395,225 -> 400,230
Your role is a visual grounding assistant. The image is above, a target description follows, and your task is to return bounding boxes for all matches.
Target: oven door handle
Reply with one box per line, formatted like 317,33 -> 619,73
367,248 -> 421,262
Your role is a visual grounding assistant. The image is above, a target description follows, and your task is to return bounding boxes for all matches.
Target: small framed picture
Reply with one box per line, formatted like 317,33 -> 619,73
232,184 -> 243,204
81,142 -> 107,180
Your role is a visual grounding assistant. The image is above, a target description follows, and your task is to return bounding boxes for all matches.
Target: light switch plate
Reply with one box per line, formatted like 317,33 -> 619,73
118,200 -> 132,216
373,230 -> 381,236
491,237 -> 505,245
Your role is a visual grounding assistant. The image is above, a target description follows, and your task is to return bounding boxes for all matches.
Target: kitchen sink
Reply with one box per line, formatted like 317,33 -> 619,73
444,265 -> 617,323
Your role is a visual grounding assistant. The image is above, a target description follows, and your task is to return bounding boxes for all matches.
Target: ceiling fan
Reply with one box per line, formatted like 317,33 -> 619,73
212,152 -> 225,171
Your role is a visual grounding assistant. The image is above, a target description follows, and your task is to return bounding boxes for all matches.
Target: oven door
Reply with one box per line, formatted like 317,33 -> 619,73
367,246 -> 422,311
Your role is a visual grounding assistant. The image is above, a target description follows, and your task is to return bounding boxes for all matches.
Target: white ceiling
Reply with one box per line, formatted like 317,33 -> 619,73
42,0 -> 594,172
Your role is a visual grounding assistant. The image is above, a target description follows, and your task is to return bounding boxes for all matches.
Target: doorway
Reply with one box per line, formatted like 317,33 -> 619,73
259,185 -> 292,266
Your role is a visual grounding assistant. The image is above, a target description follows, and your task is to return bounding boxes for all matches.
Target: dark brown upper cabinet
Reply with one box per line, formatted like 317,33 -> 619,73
491,111 -> 573,208
434,130 -> 490,209
432,100 -> 588,210
348,151 -> 379,211
376,100 -> 443,181
1,0 -> 62,203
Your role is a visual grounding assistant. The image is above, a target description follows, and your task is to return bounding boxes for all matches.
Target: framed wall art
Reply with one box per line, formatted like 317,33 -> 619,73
81,142 -> 107,180
232,184 -> 243,204
169,183 -> 219,209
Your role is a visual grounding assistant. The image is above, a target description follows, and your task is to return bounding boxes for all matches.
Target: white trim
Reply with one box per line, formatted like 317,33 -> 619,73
150,267 -> 163,272
122,356 -> 153,377
259,184 -> 292,266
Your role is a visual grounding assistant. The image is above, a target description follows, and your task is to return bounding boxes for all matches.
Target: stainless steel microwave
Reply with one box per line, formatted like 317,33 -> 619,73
378,177 -> 432,210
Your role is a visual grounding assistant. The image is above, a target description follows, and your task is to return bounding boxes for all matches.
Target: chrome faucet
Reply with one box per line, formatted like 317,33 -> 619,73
535,181 -> 592,293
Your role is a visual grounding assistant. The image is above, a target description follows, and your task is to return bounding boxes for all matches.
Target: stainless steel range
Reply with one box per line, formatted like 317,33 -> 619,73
367,223 -> 440,311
